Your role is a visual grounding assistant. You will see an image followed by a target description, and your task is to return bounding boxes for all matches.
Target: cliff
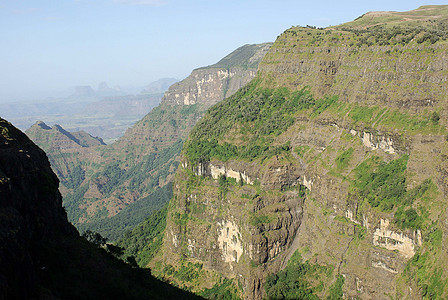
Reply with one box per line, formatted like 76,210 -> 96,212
28,43 -> 271,241
0,118 -> 199,299
154,5 -> 448,299
162,43 -> 272,107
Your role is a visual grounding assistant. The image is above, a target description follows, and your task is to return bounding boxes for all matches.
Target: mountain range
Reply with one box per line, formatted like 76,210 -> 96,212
4,5 -> 448,300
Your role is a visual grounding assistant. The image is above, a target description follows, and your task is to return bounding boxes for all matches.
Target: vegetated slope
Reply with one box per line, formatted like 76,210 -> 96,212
28,43 -> 272,241
0,118 -> 201,300
151,5 -> 448,299
25,121 -> 106,195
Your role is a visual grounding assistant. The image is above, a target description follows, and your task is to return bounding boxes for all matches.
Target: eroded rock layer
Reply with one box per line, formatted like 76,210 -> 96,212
155,6 -> 448,299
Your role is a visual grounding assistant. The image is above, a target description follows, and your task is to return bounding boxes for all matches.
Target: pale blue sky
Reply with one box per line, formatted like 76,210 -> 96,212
0,0 -> 446,101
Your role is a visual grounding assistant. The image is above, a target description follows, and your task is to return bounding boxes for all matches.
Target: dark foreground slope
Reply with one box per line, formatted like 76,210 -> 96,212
153,5 -> 448,299
0,118 -> 200,300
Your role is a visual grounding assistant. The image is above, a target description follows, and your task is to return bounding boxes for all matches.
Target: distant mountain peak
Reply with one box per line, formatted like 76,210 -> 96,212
33,120 -> 51,130
71,85 -> 96,98
140,78 -> 178,95
26,123 -> 105,150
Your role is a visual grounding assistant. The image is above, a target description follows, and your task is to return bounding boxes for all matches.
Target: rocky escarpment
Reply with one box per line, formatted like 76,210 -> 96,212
27,43 -> 272,241
258,6 -> 448,118
154,6 -> 448,300
0,118 -> 200,300
162,43 -> 272,107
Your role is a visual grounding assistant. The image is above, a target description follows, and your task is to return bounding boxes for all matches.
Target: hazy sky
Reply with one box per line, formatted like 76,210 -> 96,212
0,0 -> 446,101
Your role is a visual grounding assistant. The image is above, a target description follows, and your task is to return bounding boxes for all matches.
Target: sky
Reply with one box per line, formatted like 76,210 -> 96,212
0,0 -> 447,102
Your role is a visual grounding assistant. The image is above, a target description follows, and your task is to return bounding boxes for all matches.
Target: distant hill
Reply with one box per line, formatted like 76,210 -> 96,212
3,78 -> 174,141
26,121 -> 106,197
140,78 -> 178,95
26,120 -> 106,150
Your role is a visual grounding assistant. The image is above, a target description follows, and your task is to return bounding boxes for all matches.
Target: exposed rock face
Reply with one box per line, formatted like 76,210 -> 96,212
156,6 -> 448,300
162,43 -> 272,108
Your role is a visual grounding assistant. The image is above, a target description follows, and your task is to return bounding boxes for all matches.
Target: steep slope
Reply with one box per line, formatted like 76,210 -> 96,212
25,121 -> 106,196
30,43 -> 272,241
0,118 -> 200,300
26,121 -> 105,150
153,5 -> 448,299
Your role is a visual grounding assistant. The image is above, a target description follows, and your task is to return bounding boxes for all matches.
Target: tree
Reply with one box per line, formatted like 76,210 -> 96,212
82,230 -> 107,246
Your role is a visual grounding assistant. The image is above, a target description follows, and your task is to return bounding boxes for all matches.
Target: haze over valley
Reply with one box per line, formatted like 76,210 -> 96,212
2,1 -> 448,299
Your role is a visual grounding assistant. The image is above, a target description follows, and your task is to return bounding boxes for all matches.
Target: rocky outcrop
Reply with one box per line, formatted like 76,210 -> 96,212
162,43 -> 272,108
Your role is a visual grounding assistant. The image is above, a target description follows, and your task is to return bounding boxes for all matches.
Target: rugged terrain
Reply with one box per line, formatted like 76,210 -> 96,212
0,118 -> 200,300
28,43 -> 272,241
6,79 -> 172,142
149,5 -> 448,299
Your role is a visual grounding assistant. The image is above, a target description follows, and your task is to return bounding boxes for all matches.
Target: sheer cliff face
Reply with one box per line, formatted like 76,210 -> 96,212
157,6 -> 448,299
162,68 -> 257,107
161,43 -> 272,108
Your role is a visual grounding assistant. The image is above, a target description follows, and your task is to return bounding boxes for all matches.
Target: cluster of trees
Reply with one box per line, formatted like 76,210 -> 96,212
185,79 -> 337,165
77,183 -> 173,241
354,155 -> 433,230
265,251 -> 343,299
342,23 -> 448,47
355,155 -> 409,212
116,204 -> 169,267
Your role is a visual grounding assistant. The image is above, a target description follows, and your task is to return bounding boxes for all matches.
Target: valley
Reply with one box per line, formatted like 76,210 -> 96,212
2,4 -> 448,300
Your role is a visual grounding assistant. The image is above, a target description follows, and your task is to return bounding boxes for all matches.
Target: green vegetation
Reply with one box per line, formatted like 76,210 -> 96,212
77,183 -> 173,241
353,156 -> 434,230
404,223 -> 448,299
354,155 -> 408,212
63,164 -> 85,189
249,213 -> 273,226
185,79 -> 337,165
63,184 -> 89,223
341,24 -> 448,47
116,204 -> 168,267
326,275 -> 344,300
198,278 -> 241,300
335,148 -> 354,170
163,262 -> 204,283
162,262 -> 208,288
295,145 -> 311,158
82,230 -> 107,246
201,43 -> 272,70
264,251 -> 338,299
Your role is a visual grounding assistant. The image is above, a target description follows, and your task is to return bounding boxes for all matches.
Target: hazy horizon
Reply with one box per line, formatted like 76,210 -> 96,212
1,0 -> 446,103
